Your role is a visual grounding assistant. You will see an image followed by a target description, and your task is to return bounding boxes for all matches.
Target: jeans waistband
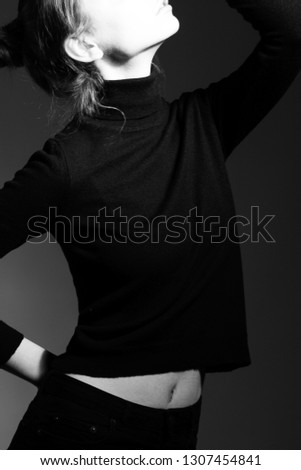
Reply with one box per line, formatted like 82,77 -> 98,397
37,368 -> 202,428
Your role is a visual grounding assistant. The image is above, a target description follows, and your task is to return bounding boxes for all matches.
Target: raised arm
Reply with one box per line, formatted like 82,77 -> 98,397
199,0 -> 301,159
0,138 -> 70,385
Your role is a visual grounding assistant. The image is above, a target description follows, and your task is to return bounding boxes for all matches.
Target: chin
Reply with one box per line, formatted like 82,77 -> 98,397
163,15 -> 181,39
173,16 -> 181,34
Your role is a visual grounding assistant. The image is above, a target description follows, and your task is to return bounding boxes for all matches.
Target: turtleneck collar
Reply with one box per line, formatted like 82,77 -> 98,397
97,64 -> 166,121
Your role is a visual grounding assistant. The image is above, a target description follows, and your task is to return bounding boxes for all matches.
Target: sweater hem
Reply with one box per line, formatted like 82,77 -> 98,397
50,343 -> 252,377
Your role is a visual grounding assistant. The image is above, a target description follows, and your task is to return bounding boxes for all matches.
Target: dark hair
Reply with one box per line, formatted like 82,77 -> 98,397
0,0 -> 109,122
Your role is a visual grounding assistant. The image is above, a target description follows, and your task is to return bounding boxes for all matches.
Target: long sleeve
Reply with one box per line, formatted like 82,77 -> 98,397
0,138 -> 70,366
199,0 -> 301,159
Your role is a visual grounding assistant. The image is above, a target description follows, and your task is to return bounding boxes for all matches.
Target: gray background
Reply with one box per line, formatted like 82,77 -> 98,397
0,0 -> 300,450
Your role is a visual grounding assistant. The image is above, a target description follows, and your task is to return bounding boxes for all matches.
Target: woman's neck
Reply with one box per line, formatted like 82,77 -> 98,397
94,47 -> 160,81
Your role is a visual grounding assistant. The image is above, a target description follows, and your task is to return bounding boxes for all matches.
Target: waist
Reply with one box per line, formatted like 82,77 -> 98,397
64,369 -> 203,409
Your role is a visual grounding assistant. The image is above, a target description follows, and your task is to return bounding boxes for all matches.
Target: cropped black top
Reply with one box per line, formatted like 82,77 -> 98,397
1,0 -> 300,376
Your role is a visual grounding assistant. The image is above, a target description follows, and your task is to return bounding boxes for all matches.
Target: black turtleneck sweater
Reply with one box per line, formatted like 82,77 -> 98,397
1,0 -> 301,376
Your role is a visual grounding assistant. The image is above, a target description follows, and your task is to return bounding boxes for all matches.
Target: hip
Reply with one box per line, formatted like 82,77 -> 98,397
8,368 -> 203,449
65,368 -> 204,409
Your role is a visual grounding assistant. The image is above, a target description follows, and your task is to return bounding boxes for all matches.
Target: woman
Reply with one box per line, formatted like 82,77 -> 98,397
0,0 -> 300,450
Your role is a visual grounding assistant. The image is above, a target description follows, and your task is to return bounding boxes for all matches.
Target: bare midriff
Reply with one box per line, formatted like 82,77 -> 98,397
65,369 -> 202,409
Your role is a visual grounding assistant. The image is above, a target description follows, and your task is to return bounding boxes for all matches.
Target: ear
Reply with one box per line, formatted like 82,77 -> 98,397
64,34 -> 104,63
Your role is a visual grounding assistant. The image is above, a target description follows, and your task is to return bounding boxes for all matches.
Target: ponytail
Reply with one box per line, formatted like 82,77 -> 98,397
68,65 -> 105,119
0,18 -> 23,68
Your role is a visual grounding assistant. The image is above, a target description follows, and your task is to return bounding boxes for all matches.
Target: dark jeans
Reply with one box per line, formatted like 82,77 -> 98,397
7,368 -> 205,450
